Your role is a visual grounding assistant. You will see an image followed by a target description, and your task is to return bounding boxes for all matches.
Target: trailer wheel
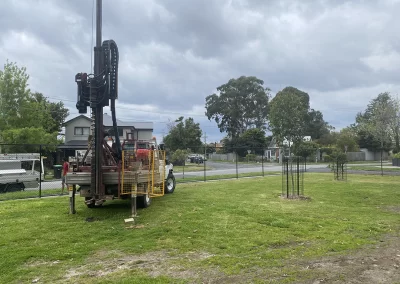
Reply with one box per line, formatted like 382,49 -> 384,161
85,197 -> 96,208
137,193 -> 151,208
6,183 -> 24,192
164,174 -> 176,194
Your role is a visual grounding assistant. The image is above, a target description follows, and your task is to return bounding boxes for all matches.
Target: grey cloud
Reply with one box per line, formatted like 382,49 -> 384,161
1,0 -> 400,142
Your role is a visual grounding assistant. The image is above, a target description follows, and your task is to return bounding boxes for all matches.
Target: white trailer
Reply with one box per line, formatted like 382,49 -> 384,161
0,153 -> 44,193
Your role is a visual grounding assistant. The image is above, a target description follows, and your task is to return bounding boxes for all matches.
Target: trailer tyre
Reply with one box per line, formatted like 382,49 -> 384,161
85,197 -> 96,208
137,194 -> 151,208
5,183 -> 24,192
164,174 -> 176,194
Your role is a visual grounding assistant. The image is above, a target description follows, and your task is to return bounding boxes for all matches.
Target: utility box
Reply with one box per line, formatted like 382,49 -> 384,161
54,165 -> 63,179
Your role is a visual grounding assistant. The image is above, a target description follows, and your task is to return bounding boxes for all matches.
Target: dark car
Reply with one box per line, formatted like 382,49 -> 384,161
193,156 -> 203,164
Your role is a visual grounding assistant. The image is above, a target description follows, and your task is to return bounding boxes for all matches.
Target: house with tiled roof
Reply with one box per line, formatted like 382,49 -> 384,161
57,114 -> 153,159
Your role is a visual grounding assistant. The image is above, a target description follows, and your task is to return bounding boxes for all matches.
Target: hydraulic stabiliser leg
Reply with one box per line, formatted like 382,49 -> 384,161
69,185 -> 76,214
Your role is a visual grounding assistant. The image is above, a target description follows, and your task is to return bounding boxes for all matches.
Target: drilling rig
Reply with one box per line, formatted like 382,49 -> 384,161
66,0 -> 176,214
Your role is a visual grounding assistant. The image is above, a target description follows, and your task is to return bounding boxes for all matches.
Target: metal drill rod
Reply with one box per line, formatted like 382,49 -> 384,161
93,0 -> 103,198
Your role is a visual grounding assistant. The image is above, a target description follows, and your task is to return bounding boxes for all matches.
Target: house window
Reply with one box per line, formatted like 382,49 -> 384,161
107,127 -> 124,137
74,127 -> 90,135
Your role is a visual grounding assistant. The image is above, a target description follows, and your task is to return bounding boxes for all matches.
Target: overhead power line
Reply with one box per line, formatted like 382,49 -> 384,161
46,96 -> 209,117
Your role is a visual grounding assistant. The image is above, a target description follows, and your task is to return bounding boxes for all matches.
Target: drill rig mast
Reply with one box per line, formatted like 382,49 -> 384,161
67,0 -> 176,213
75,0 -> 121,206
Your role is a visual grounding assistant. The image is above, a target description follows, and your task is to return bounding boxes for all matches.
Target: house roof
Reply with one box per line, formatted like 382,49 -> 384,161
268,136 -> 313,148
130,121 -> 153,130
103,114 -> 153,129
63,115 -> 91,126
103,113 -> 131,127
57,140 -> 89,149
64,113 -> 153,130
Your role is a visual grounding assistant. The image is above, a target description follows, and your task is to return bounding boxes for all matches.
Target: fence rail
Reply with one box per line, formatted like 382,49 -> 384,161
0,144 -> 69,201
0,144 -> 298,201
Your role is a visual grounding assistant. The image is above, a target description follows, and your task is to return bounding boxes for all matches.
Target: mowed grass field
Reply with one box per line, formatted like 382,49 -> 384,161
1,173 -> 400,283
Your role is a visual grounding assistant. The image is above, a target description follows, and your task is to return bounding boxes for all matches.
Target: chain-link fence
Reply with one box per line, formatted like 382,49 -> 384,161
0,143 -> 68,201
0,144 -> 284,201
169,146 -> 282,184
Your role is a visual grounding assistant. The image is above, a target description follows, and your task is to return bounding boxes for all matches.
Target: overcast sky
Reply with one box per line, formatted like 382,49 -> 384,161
1,0 -> 400,143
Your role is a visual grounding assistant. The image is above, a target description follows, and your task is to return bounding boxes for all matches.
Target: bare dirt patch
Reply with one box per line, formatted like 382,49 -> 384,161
63,249 -> 224,283
292,234 -> 400,284
59,235 -> 400,283
380,206 -> 400,213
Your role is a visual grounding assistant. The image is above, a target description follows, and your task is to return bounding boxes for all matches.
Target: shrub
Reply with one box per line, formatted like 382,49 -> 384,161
171,149 -> 188,166
246,153 -> 257,162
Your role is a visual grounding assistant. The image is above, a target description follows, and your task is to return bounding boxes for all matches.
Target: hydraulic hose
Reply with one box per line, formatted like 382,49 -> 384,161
111,98 -> 122,161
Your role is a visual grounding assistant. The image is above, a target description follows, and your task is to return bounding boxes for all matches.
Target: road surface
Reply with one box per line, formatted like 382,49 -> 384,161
174,161 -> 328,178
32,162 -> 399,190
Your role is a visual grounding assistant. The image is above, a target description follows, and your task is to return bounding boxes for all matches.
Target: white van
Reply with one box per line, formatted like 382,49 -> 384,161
0,153 -> 44,193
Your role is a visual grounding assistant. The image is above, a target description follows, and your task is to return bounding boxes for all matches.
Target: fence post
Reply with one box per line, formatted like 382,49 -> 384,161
286,158 -> 289,198
262,148 -> 264,177
304,156 -> 307,172
297,157 -> 300,196
235,151 -> 239,179
39,145 -> 42,198
204,146 -> 206,182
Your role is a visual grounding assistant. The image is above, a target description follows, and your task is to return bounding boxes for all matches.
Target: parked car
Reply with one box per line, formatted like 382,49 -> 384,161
187,154 -> 205,164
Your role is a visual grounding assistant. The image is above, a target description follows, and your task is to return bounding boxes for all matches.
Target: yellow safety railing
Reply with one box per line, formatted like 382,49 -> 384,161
147,150 -> 165,197
120,150 -> 137,195
120,149 -> 166,198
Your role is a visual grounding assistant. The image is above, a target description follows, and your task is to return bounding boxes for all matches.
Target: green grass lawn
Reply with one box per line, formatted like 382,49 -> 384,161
173,163 -> 212,173
0,188 -> 65,201
209,159 -> 273,165
176,171 -> 281,183
346,160 -> 390,164
1,173 -> 399,283
348,165 -> 400,172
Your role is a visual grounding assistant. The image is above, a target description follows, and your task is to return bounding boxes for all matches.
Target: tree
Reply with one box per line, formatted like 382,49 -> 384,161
2,127 -> 59,152
239,128 -> 267,155
269,87 -> 310,153
390,98 -> 400,153
305,109 -> 331,140
170,149 -> 188,166
355,92 -> 396,152
355,92 -> 397,175
269,86 -> 311,194
163,116 -> 203,152
29,92 -> 69,133
205,76 -> 270,138
317,131 -> 338,146
0,61 -> 69,147
205,143 -> 216,154
0,61 -> 31,132
221,136 -> 239,155
221,128 -> 267,156
336,128 -> 359,152
294,141 -> 318,158
293,141 -> 318,171
370,96 -> 396,175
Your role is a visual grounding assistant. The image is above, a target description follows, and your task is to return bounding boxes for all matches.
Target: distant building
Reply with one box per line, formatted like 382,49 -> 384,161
267,136 -> 312,161
57,114 -> 153,159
